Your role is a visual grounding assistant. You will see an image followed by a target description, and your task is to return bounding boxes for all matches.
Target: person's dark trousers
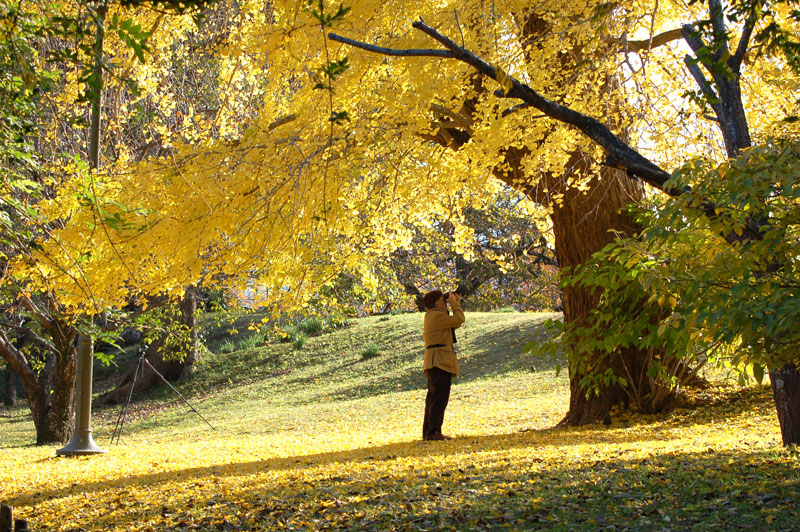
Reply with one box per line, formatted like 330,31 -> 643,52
423,366 -> 452,439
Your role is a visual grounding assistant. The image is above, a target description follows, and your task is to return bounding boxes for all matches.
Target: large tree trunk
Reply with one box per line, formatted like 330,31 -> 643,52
770,363 -> 800,446
0,319 -> 78,444
541,160 -> 650,424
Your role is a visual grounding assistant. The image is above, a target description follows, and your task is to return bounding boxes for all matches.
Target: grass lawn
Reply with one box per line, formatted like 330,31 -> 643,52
1,310 -> 798,531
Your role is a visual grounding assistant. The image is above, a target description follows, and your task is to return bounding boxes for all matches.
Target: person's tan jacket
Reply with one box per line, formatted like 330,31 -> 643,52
423,300 -> 465,376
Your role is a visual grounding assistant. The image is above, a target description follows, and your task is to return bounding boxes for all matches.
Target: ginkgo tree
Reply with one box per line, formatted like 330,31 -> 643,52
22,0 -> 661,425
0,0 -> 218,444
329,0 -> 800,442
16,0 -> 800,443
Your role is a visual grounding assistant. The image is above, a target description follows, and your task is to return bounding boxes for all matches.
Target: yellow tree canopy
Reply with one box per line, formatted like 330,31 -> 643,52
19,0 -> 800,312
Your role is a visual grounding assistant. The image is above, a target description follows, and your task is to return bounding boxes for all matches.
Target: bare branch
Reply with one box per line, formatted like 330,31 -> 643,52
0,330 -> 37,391
501,102 -> 532,117
408,19 -> 676,194
328,32 -> 455,58
620,28 -> 684,53
268,114 -> 298,132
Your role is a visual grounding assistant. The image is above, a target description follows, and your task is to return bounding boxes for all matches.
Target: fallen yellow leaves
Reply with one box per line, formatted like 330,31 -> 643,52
2,380 -> 798,531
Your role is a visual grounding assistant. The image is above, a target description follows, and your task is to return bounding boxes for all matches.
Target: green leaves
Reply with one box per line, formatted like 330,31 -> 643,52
329,110 -> 350,124
534,136 -> 800,404
309,1 -> 352,124
314,57 -> 351,92
109,14 -> 152,64
307,0 -> 350,27
753,363 -> 765,385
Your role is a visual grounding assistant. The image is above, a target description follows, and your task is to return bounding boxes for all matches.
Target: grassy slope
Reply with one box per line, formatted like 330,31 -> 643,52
1,311 -> 798,531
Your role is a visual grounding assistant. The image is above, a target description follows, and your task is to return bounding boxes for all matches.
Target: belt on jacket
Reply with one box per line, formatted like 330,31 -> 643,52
426,344 -> 446,349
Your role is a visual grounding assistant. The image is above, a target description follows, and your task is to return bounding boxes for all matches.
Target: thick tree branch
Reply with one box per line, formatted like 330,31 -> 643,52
731,9 -> 757,72
681,24 -> 710,61
0,330 -> 37,392
414,20 -> 676,193
0,321 -> 57,353
331,20 -> 676,195
683,54 -> 724,120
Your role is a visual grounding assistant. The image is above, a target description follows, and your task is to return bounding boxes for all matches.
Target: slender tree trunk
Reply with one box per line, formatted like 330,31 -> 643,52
3,364 -> 16,406
178,287 -> 201,381
101,289 -> 201,403
770,363 -> 800,446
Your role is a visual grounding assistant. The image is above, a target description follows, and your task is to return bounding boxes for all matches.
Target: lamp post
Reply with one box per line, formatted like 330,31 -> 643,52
57,335 -> 106,456
57,2 -> 108,457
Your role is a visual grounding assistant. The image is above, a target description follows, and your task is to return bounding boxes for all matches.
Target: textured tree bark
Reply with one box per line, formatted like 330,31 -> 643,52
3,364 -> 16,406
544,164 -> 649,424
770,363 -> 800,446
500,145 -> 662,423
32,325 -> 78,444
0,315 -> 78,444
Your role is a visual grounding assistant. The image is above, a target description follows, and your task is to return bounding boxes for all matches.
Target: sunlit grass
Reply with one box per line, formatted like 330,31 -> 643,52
1,311 -> 798,531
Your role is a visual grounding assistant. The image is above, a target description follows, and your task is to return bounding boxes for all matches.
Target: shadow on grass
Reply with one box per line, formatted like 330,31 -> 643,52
89,312 -> 560,416
280,313 -> 562,404
9,400 -> 800,532
7,386 -> 785,501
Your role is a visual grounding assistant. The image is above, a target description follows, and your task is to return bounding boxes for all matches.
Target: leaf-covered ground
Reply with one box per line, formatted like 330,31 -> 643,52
1,311 -> 799,531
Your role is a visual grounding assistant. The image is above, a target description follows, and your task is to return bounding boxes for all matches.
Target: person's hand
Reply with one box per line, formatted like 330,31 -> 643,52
447,292 -> 461,305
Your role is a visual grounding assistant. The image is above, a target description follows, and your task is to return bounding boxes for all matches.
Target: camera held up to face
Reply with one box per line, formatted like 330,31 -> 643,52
442,288 -> 462,301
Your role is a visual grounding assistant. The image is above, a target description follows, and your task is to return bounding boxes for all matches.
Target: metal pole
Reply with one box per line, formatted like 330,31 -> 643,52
56,2 -> 108,458
57,335 -> 106,456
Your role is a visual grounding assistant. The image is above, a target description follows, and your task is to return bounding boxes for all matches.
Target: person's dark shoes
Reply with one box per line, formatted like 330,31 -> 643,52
423,433 -> 452,441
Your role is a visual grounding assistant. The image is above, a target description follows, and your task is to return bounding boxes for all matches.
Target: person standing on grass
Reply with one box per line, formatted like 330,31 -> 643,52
421,289 -> 465,441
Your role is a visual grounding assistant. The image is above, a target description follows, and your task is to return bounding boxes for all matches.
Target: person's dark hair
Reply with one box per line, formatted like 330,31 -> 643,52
423,290 -> 443,309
